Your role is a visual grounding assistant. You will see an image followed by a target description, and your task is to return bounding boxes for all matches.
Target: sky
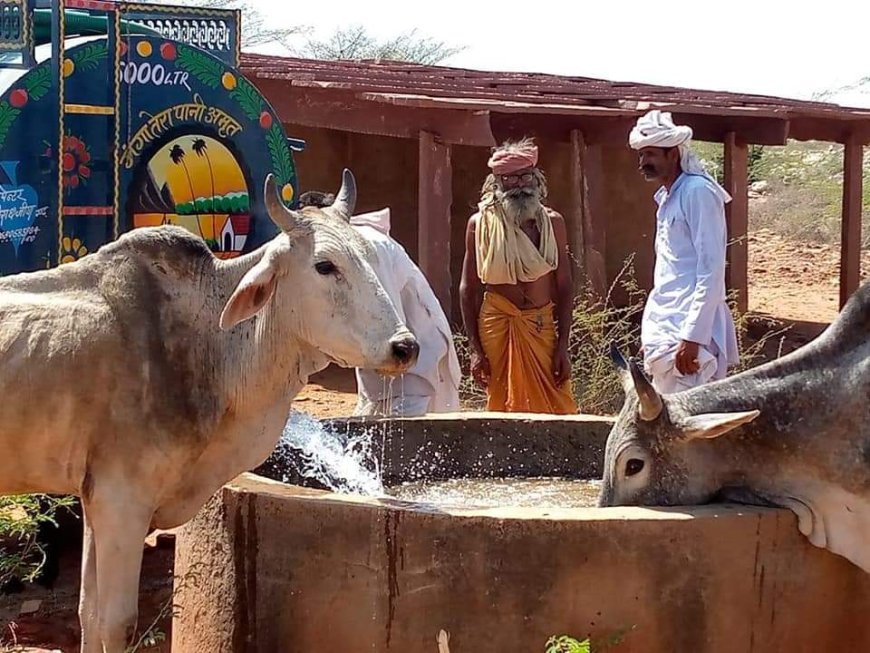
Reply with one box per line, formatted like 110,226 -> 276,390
241,0 -> 870,108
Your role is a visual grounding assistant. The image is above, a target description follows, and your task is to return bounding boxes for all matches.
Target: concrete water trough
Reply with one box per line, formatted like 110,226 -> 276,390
171,412 -> 870,652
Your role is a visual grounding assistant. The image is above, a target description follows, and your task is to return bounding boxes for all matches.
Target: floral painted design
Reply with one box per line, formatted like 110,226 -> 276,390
47,135 -> 92,191
60,236 -> 87,264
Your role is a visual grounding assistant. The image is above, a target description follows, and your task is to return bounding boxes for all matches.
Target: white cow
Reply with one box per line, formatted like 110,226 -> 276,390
0,170 -> 418,652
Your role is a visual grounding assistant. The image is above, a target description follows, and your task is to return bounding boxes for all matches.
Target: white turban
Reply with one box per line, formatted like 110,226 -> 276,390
629,110 -> 731,203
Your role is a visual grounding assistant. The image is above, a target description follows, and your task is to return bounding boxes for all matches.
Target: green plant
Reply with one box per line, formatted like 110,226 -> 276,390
124,565 -> 203,653
0,494 -> 76,587
546,635 -> 591,653
546,625 -> 635,652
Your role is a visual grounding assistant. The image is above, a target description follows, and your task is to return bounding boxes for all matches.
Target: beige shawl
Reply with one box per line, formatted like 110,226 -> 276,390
475,196 -> 558,285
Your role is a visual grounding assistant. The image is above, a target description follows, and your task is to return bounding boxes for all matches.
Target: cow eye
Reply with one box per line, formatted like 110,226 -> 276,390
315,260 -> 337,275
625,458 -> 645,477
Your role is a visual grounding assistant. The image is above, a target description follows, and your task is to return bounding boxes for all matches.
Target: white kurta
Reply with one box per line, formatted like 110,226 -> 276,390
641,173 -> 740,391
350,209 -> 461,417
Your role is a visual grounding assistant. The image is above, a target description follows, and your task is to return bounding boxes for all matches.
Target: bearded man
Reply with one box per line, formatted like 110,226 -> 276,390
459,137 -> 577,414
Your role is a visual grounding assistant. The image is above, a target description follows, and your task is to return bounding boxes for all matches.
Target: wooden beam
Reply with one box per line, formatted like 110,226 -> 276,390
840,135 -> 864,308
490,112 -> 635,146
358,92 -> 636,117
672,113 -> 790,146
257,82 -> 495,146
724,132 -> 749,315
789,118 -> 870,146
575,131 -> 608,298
418,131 -> 453,319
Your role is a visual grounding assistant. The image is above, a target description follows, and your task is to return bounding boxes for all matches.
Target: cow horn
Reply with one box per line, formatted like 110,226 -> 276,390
330,168 -> 357,221
264,174 -> 304,232
628,358 -> 663,421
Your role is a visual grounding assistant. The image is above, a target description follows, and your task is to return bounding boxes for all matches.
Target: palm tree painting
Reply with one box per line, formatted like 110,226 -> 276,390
191,137 -> 217,248
169,144 -> 201,238
133,135 -> 250,259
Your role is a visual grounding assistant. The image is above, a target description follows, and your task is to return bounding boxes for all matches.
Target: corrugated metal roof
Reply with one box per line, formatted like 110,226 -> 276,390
239,54 -> 870,123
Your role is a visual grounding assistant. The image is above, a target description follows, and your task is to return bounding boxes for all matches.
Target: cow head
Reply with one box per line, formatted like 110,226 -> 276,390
597,345 -> 760,508
219,169 -> 418,375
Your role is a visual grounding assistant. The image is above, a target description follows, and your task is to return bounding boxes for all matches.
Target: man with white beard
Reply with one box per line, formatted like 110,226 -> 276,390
298,191 -> 461,417
459,137 -> 577,414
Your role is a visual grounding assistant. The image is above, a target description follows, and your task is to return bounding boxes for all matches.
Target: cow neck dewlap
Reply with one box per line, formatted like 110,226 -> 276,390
216,249 -> 303,409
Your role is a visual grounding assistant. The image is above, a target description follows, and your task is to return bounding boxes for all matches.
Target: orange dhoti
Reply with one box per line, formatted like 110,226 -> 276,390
478,292 -> 577,414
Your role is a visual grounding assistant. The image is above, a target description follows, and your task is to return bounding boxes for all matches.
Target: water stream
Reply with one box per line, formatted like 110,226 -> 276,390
270,410 -> 386,496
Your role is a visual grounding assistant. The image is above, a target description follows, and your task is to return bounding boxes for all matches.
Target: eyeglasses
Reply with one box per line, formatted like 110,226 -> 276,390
499,172 -> 535,184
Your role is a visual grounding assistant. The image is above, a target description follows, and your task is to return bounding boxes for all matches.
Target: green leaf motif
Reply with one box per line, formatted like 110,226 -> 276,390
23,65 -> 51,100
230,77 -> 263,121
176,45 -> 222,89
266,124 -> 295,190
0,102 -> 21,149
71,42 -> 107,72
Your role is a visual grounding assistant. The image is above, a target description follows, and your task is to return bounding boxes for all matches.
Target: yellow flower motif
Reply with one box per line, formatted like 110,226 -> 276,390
221,71 -> 236,90
61,236 -> 87,264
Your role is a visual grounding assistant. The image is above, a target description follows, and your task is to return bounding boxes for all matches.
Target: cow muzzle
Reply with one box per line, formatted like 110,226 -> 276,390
381,334 -> 419,374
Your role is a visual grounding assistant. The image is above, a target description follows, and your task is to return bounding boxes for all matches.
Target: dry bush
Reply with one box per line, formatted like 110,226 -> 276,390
454,257 -> 790,416
566,257 -> 645,415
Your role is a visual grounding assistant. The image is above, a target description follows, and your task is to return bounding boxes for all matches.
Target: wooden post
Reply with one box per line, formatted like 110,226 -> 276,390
723,132 -> 749,315
840,135 -> 863,309
418,130 -> 453,320
573,130 -> 607,298
567,130 -> 585,290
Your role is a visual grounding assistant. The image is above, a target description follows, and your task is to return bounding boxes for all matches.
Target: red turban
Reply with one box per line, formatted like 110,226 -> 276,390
487,143 -> 538,175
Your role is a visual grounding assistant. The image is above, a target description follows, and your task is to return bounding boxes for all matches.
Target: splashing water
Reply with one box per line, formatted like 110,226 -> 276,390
271,411 -> 386,496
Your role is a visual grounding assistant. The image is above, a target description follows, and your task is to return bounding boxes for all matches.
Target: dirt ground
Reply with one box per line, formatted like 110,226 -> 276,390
1,231 -> 866,652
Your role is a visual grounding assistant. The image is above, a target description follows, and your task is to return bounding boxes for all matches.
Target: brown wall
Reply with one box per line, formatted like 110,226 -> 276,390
599,143 -> 658,299
286,124 -> 658,322
287,124 -> 421,261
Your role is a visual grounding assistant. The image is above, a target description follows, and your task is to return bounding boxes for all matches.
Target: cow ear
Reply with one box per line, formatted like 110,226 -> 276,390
219,257 -> 278,330
680,410 -> 760,441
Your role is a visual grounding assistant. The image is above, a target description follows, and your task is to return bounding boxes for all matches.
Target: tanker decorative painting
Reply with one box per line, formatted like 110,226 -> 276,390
0,2 -> 299,275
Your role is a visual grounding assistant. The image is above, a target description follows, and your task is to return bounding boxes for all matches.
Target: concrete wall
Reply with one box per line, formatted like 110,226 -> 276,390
254,412 -> 615,488
284,124 -> 658,322
173,473 -> 870,653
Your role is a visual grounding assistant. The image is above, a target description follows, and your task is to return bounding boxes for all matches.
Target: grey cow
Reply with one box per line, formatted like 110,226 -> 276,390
599,279 -> 870,573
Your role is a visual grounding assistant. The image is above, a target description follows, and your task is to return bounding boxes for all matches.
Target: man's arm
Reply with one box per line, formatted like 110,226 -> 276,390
459,215 -> 483,351
459,215 -> 489,386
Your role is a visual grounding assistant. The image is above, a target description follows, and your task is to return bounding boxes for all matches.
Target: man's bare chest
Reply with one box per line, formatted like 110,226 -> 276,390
520,221 -> 541,248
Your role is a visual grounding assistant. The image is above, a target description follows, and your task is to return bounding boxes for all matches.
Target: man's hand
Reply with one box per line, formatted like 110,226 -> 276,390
553,345 -> 571,387
674,340 -> 700,375
470,350 -> 490,388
